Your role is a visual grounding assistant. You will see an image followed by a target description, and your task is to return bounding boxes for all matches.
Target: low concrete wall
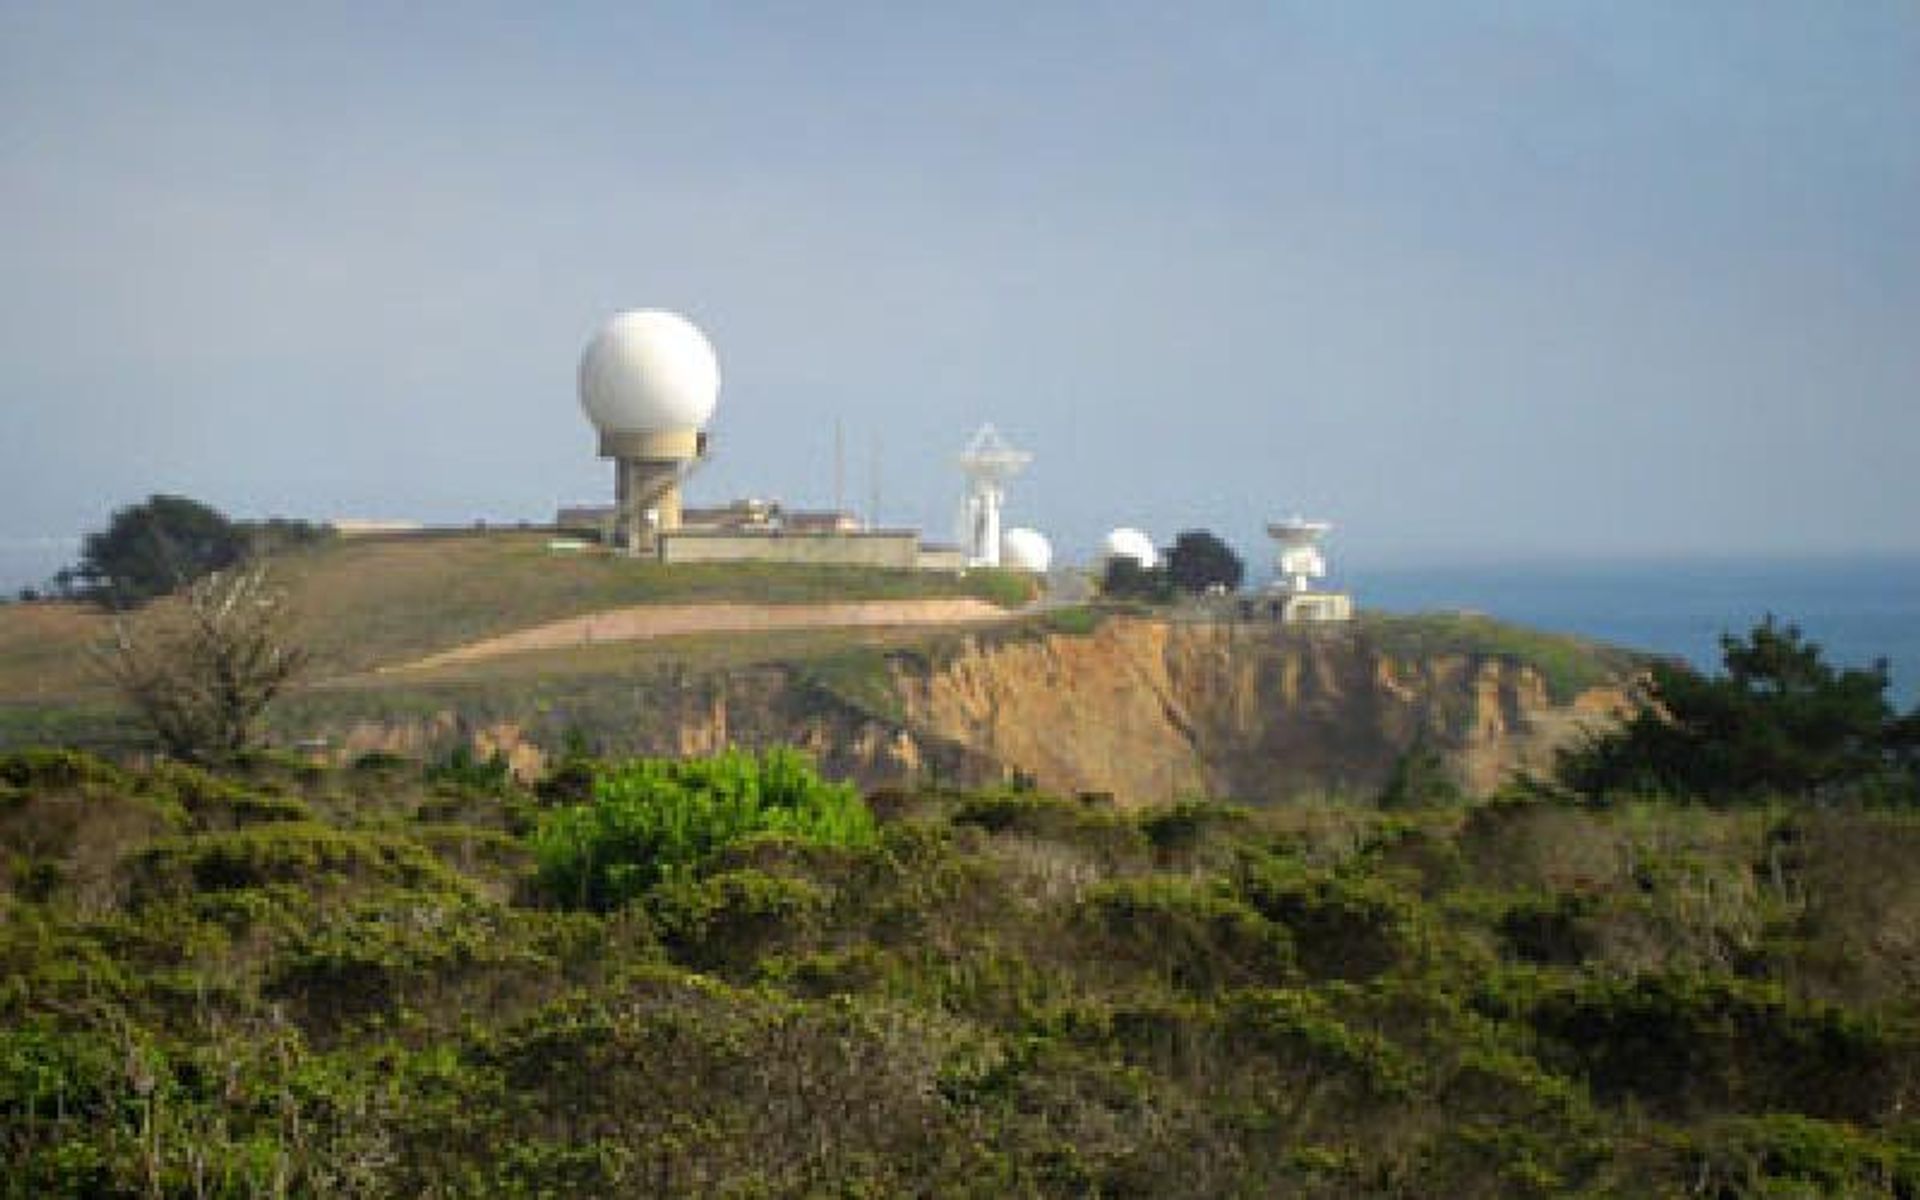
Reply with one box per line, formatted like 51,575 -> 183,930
658,529 -> 924,568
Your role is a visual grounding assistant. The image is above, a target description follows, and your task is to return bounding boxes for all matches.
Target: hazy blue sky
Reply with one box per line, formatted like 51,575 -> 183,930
3,1 -> 1916,576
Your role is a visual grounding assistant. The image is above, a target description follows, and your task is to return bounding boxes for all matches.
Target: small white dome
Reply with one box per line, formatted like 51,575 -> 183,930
578,309 -> 720,433
1102,527 -> 1157,569
1001,527 -> 1053,573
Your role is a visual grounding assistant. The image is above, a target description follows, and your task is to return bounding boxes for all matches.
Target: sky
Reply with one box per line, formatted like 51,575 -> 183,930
2,1 -> 1917,582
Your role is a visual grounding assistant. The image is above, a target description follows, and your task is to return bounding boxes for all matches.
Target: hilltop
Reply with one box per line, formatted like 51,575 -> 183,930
0,530 -> 1032,733
0,530 -> 1639,805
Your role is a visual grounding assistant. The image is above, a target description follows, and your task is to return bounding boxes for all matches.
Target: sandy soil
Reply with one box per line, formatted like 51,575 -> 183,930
388,599 -> 1014,672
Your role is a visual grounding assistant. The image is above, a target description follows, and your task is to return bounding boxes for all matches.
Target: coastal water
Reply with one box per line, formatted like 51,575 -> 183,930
1347,556 -> 1920,708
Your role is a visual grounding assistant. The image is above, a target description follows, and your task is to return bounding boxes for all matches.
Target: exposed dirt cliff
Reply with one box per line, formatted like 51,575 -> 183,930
293,614 -> 1630,806
894,616 -> 1628,803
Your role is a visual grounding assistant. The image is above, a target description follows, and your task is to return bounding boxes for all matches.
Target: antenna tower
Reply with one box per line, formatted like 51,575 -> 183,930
957,423 -> 1031,568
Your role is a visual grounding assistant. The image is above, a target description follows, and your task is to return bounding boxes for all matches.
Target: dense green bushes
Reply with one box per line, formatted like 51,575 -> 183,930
530,748 -> 876,911
8,745 -> 1920,1195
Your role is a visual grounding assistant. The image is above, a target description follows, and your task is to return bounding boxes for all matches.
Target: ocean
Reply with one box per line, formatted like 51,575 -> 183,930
1348,555 -> 1920,708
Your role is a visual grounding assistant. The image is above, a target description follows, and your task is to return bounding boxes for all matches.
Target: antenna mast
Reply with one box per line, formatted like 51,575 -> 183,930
957,423 -> 1031,568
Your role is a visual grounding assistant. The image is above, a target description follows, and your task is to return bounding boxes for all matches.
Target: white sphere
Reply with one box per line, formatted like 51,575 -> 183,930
1000,527 -> 1053,573
1103,527 -> 1157,569
578,310 -> 720,433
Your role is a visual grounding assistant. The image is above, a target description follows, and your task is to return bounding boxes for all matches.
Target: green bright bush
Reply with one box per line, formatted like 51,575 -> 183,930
531,748 -> 876,911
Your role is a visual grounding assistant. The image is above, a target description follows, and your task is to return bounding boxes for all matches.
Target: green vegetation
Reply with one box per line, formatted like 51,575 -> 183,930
1357,610 -> 1641,703
0,530 -> 1035,699
1100,554 -> 1176,603
76,494 -> 244,607
7,726 -> 1920,1196
1560,615 -> 1919,803
1097,528 -> 1246,601
1164,528 -> 1246,593
72,494 -> 331,608
264,532 -> 1034,675
530,748 -> 876,910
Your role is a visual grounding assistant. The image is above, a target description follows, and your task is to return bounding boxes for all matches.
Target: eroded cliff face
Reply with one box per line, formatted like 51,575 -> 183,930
895,617 -> 1627,805
300,616 -> 1628,806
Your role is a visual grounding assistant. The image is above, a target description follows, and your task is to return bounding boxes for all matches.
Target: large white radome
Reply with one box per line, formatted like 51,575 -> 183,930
1000,527 -> 1053,573
1103,527 -> 1157,569
578,310 -> 720,433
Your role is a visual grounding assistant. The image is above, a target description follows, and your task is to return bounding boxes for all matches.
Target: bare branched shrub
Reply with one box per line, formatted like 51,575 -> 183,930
96,562 -> 309,762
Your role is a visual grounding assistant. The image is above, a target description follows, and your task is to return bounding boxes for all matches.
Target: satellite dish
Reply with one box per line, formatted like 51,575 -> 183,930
957,423 -> 1031,567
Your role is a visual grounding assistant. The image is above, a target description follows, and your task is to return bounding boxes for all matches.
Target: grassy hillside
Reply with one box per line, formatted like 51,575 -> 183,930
6,748 -> 1920,1196
0,530 -> 1035,696
271,531 -> 1032,675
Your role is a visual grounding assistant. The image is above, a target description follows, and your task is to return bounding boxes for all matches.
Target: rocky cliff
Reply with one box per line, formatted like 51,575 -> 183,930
895,616 -> 1631,803
294,613 -> 1632,806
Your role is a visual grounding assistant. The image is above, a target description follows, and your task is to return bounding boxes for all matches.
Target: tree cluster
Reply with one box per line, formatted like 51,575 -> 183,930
1558,615 -> 1919,803
73,494 -> 330,608
1101,529 -> 1245,601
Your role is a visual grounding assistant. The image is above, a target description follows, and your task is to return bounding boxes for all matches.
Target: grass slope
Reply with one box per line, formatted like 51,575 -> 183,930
0,530 -> 1034,697
272,531 -> 1032,675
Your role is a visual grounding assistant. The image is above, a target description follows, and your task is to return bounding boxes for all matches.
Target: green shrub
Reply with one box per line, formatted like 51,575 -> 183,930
1221,988 -> 1420,1099
1529,972 -> 1906,1120
1498,892 -> 1602,966
140,761 -> 311,830
1685,1113 -> 1920,1196
1239,860 -> 1418,981
1039,606 -> 1103,637
1080,878 -> 1293,993
952,791 -> 1148,866
0,749 -> 129,794
268,895 -> 562,1040
425,745 -> 516,795
1137,799 -> 1252,867
648,868 -> 832,974
530,748 -> 876,912
128,823 -> 466,903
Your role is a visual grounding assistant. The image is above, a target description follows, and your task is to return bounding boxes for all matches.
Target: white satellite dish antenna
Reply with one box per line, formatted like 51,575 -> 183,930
1267,517 -> 1332,593
957,423 -> 1031,567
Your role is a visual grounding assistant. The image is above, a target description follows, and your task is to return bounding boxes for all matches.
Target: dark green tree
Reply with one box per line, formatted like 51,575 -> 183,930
1558,615 -> 1913,803
1100,555 -> 1174,603
1164,529 -> 1245,594
78,494 -> 245,607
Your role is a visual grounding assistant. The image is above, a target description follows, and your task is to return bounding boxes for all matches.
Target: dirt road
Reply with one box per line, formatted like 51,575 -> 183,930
388,598 -> 1014,672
